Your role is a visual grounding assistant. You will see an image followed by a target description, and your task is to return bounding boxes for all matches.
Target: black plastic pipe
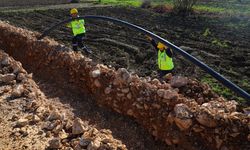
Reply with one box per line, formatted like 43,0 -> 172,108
38,15 -> 250,103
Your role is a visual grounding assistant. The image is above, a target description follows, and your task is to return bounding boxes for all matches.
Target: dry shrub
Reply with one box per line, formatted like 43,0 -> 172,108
173,0 -> 198,14
153,5 -> 172,14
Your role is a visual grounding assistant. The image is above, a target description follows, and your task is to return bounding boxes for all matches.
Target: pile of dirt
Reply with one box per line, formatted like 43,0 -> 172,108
0,50 -> 126,150
0,21 -> 249,149
0,6 -> 249,100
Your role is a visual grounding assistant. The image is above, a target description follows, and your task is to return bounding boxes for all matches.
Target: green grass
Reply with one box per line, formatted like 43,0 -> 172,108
96,0 -> 250,16
196,0 -> 250,15
201,75 -> 247,104
97,0 -> 172,7
194,5 -> 226,13
97,0 -> 142,7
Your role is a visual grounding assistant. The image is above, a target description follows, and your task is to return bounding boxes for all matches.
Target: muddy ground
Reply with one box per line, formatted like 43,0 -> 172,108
0,6 -> 249,102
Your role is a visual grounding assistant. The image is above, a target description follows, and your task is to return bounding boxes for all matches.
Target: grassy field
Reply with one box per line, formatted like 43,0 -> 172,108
96,0 -> 250,15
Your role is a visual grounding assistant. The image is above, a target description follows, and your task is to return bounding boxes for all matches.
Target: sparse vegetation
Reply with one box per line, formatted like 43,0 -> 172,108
173,0 -> 198,14
201,75 -> 247,104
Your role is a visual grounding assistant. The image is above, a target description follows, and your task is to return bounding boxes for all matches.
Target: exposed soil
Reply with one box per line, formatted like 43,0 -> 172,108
0,21 -> 249,150
0,50 -> 128,150
0,24 -> 170,150
0,6 -> 249,102
0,3 -> 250,150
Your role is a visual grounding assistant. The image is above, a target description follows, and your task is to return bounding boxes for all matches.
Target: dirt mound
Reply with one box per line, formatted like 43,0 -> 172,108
0,6 -> 249,100
0,51 -> 126,150
0,21 -> 249,149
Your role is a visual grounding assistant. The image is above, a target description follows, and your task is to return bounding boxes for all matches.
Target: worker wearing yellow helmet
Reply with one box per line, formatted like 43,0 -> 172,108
146,36 -> 174,79
67,8 -> 92,54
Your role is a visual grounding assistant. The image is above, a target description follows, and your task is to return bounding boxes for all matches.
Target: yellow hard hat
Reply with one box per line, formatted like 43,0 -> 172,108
157,42 -> 167,49
70,8 -> 78,14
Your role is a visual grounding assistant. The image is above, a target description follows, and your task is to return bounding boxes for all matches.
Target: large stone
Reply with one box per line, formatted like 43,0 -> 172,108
163,90 -> 178,100
174,104 -> 193,130
72,118 -> 89,135
170,76 -> 188,88
196,111 -> 217,128
11,84 -> 24,98
0,73 -> 16,83
91,69 -> 101,78
117,68 -> 131,83
48,138 -> 62,149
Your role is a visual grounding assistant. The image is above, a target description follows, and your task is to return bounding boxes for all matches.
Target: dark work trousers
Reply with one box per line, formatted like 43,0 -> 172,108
72,33 -> 85,51
158,69 -> 173,79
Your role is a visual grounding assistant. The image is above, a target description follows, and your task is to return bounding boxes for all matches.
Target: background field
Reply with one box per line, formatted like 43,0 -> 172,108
0,0 -> 249,103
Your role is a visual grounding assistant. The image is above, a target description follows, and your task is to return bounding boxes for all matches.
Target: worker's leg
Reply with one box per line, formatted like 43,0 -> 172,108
76,33 -> 85,48
72,36 -> 78,51
77,33 -> 92,54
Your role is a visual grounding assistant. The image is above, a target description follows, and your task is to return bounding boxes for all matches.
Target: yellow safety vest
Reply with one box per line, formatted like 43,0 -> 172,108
67,19 -> 85,36
158,50 -> 174,70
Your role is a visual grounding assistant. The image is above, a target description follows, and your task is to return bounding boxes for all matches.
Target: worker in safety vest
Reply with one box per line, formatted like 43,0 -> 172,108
147,36 -> 174,78
67,8 -> 92,54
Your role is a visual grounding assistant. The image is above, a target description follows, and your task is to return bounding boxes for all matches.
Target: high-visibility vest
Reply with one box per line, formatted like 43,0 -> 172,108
158,50 -> 174,70
68,19 -> 86,36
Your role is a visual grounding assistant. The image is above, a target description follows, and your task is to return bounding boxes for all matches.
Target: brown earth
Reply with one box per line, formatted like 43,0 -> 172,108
0,24 -> 170,150
0,21 -> 249,150
0,6 -> 249,102
0,50 -> 127,150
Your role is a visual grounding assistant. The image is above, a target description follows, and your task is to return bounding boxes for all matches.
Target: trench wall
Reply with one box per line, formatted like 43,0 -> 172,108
0,0 -> 69,7
0,21 -> 249,149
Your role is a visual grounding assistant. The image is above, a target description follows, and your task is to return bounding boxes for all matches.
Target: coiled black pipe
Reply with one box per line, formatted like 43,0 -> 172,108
38,15 -> 250,103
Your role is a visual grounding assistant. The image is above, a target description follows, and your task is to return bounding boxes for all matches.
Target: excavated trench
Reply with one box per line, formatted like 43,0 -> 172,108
0,21 -> 249,149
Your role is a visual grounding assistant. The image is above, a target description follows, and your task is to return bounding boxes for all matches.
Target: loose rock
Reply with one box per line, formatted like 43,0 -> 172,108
48,138 -> 62,149
72,118 -> 89,135
0,73 -> 16,83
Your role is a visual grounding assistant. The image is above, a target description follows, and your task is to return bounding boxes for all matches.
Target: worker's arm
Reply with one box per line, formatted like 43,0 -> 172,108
150,39 -> 158,51
165,48 -> 173,58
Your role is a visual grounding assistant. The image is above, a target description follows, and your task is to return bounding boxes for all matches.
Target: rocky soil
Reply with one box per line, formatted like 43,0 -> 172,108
0,6 -> 249,101
0,21 -> 249,150
0,51 -> 126,150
